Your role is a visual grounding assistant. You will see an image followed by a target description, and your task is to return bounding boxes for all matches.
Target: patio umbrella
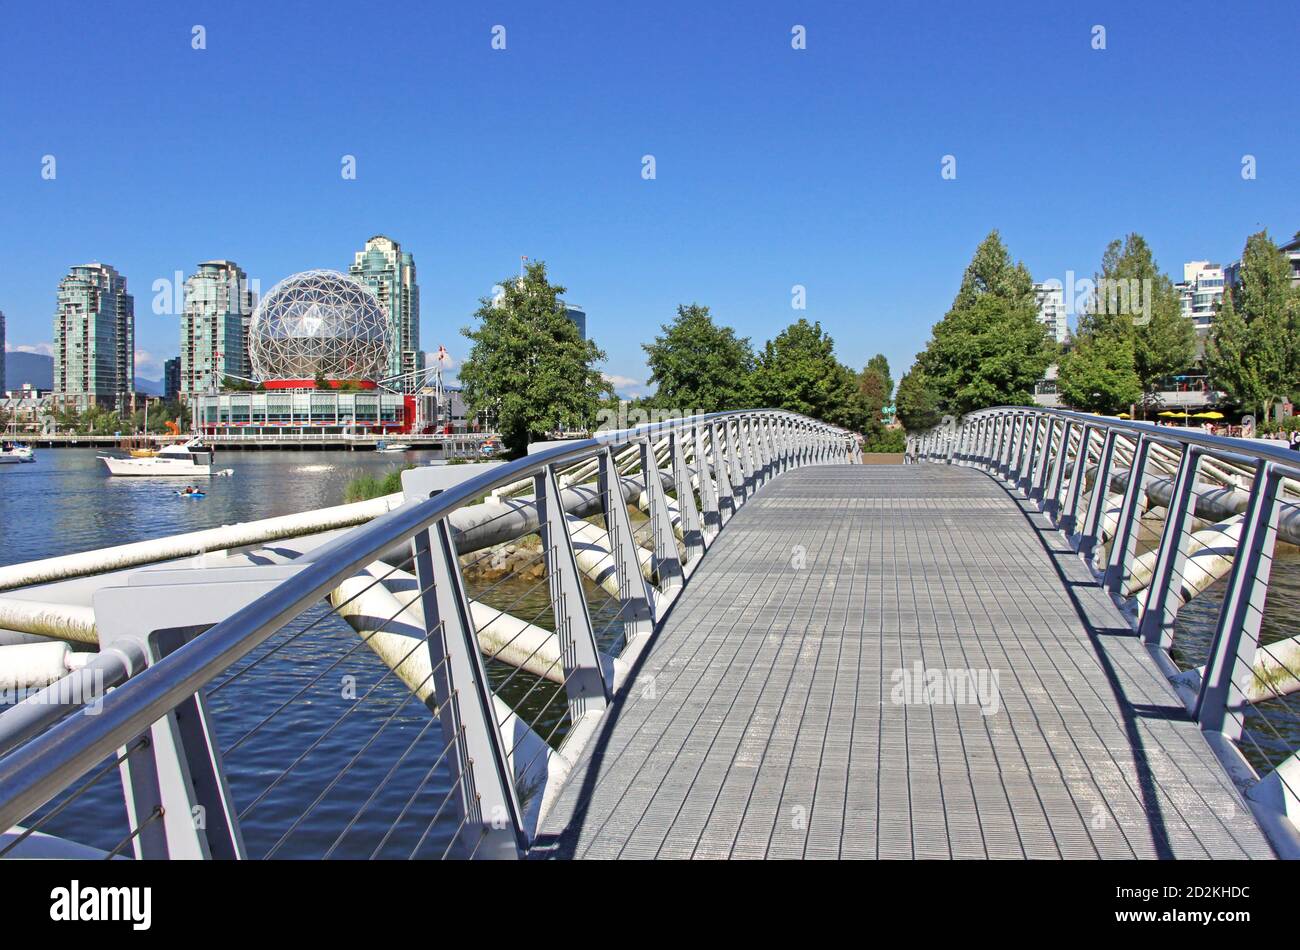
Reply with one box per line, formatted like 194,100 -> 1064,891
1193,411 -> 1225,420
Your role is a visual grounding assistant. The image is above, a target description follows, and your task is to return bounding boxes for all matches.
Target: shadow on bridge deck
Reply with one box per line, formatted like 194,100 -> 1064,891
530,464 -> 1275,859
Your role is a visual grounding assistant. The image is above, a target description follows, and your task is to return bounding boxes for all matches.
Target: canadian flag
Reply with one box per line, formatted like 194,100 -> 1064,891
436,346 -> 447,364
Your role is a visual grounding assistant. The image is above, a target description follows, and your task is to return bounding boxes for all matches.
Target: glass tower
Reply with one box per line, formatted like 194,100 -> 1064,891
53,263 -> 134,411
181,260 -> 254,397
349,235 -> 420,390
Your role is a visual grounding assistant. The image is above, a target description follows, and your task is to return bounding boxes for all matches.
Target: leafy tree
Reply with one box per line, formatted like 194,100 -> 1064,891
1056,333 -> 1141,414
857,353 -> 893,446
642,304 -> 756,413
459,260 -> 611,456
1079,234 -> 1193,405
1207,230 -> 1300,419
916,231 -> 1055,415
894,366 -> 943,432
751,319 -> 867,431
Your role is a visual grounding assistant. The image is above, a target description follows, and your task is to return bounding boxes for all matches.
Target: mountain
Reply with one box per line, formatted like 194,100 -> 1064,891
4,351 -> 53,390
3,351 -> 163,396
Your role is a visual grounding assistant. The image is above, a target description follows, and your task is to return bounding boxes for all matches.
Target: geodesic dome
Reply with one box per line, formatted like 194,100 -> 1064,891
248,269 -> 390,382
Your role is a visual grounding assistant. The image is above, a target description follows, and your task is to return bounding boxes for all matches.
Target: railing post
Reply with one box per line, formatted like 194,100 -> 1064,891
1017,415 -> 1041,492
599,447 -> 658,632
413,520 -> 525,858
728,419 -> 748,502
1138,445 -> 1204,649
1195,463 -> 1282,740
711,421 -> 736,525
755,416 -> 772,481
641,438 -> 686,598
670,429 -> 705,568
1028,417 -> 1053,503
1043,419 -> 1072,520
692,424 -> 721,545
998,413 -> 1016,475
1077,427 -> 1118,561
742,418 -> 762,487
534,464 -> 609,720
1059,423 -> 1094,536
1103,434 -> 1152,596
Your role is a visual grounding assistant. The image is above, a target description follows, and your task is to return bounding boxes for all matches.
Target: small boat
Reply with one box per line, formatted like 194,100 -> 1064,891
0,442 -> 35,464
100,438 -> 218,477
376,441 -> 411,453
175,489 -> 206,499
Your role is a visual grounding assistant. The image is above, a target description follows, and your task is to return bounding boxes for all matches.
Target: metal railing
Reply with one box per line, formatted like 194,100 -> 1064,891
0,410 -> 854,859
911,407 -> 1300,857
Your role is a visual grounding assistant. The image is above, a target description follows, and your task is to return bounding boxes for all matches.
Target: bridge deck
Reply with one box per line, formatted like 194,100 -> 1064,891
532,464 -> 1274,859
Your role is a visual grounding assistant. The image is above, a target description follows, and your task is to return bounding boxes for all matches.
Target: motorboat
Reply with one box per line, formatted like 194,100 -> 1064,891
100,438 -> 217,477
376,440 -> 411,453
0,441 -> 35,464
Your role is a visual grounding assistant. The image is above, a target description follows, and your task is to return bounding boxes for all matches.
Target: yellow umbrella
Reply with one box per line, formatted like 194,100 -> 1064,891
1117,413 -> 1131,419
1194,411 -> 1225,420
1158,411 -> 1181,418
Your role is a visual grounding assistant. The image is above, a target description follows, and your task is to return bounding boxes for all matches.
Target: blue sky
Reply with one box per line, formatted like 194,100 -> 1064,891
1,0 -> 1296,393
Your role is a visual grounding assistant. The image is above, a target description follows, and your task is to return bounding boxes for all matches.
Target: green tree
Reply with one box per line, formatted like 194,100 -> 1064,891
1056,333 -> 1142,414
857,353 -> 892,446
894,366 -> 943,431
1207,230 -> 1300,418
751,319 -> 866,431
917,231 -> 1055,415
641,304 -> 756,412
1080,234 -> 1194,407
459,260 -> 611,456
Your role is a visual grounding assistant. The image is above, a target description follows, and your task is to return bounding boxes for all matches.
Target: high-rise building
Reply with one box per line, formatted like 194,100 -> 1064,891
1175,261 -> 1225,336
1032,282 -> 1067,344
349,235 -> 420,390
1225,236 -> 1300,293
53,263 -> 134,411
181,260 -> 254,397
0,309 -> 6,395
562,303 -> 587,341
164,357 -> 181,402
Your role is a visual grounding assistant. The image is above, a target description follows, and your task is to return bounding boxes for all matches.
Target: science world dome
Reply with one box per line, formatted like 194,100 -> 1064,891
248,270 -> 390,383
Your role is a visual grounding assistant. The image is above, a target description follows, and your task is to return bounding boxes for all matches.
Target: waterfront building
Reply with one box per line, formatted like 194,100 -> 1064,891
1175,261 -> 1225,336
349,235 -> 421,389
1032,282 -> 1068,344
1225,235 -> 1300,292
0,309 -> 6,395
53,263 -> 134,412
164,357 -> 181,402
181,260 -> 254,398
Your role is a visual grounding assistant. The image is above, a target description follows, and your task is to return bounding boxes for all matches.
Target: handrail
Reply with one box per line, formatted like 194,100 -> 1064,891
0,408 -> 854,854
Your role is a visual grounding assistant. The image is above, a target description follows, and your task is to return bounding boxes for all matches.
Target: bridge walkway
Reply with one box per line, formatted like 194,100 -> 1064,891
531,464 -> 1274,859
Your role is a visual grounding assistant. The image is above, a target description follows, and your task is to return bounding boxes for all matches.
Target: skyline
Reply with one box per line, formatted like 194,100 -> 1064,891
2,0 -> 1297,395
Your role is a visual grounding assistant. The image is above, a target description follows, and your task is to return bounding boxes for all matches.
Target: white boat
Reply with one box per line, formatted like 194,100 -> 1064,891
376,441 -> 411,453
0,442 -> 35,464
100,439 -> 217,477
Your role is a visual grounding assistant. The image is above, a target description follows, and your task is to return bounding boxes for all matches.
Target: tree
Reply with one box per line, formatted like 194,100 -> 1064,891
916,231 -> 1055,415
1079,233 -> 1193,406
641,304 -> 756,413
1207,230 -> 1300,419
751,319 -> 867,431
894,366 -> 943,432
1056,333 -> 1141,414
857,353 -> 893,447
459,260 -> 611,456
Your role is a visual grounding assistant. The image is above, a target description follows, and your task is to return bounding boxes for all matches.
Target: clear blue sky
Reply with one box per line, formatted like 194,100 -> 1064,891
1,0 -> 1296,393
